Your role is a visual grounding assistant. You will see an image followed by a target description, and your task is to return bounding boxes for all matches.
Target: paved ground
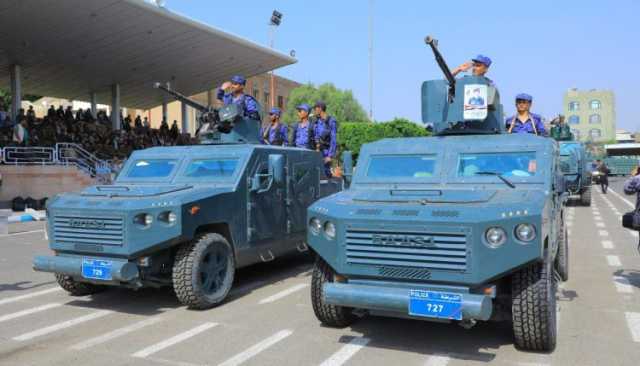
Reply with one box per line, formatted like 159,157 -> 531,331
1,179 -> 639,366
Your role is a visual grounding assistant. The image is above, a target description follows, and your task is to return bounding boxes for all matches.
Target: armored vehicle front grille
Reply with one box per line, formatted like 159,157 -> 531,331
345,229 -> 468,271
53,215 -> 124,246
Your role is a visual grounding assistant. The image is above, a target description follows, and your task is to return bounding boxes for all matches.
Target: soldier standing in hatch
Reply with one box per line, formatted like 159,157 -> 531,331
452,54 -> 494,85
313,101 -> 338,178
291,104 -> 316,150
260,107 -> 288,146
505,94 -> 546,136
216,75 -> 261,121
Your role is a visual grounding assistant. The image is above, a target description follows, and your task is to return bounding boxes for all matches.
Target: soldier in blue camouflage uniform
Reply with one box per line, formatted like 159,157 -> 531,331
505,93 -> 547,136
313,101 -> 338,178
216,75 -> 261,120
291,104 -> 315,150
259,107 -> 288,146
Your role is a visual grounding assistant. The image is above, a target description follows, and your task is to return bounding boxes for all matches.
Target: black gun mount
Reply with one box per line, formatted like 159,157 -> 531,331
153,82 -> 219,126
425,36 -> 456,102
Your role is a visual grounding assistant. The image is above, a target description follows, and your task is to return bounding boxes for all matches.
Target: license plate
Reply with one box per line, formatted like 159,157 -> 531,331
81,258 -> 113,281
408,290 -> 463,320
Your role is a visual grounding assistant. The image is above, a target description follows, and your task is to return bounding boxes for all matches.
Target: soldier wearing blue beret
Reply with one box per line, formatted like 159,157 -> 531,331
452,55 -> 492,78
216,75 -> 261,120
313,101 -> 338,178
291,104 -> 315,150
260,107 -> 288,146
506,93 -> 547,136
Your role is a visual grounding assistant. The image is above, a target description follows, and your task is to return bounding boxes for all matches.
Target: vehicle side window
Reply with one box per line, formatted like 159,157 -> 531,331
255,162 -> 270,190
294,163 -> 311,184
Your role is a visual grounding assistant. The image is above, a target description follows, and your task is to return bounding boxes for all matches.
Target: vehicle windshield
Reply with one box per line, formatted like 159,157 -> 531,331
183,159 -> 239,179
366,155 -> 437,178
458,152 -> 537,177
559,155 -> 577,174
124,159 -> 178,179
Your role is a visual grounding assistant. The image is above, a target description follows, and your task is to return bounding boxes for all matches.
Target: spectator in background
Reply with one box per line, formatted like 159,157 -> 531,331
160,118 -> 169,135
13,119 -> 29,146
47,105 -> 55,118
143,117 -> 150,129
170,120 -> 179,139
26,106 -> 36,123
56,105 -> 64,119
75,108 -> 84,122
64,106 -> 73,121
134,115 -> 142,129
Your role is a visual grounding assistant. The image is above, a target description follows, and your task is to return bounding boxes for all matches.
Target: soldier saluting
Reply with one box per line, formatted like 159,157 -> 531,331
217,75 -> 261,120
313,101 -> 338,178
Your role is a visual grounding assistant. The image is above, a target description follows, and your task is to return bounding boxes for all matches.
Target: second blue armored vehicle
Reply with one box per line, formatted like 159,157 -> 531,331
553,123 -> 591,206
307,37 -> 568,352
34,84 -> 341,309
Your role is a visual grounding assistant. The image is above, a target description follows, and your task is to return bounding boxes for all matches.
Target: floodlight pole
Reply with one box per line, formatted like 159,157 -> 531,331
368,0 -> 374,122
269,25 -> 276,110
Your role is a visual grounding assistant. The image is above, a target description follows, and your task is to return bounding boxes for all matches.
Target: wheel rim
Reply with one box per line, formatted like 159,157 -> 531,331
198,245 -> 229,295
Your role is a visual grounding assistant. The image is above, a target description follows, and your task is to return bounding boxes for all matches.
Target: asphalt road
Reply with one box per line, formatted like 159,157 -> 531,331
1,179 -> 639,366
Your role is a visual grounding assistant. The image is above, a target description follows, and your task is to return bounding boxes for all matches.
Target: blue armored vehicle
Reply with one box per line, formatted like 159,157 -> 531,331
34,84 -> 340,309
559,140 -> 591,206
307,37 -> 568,351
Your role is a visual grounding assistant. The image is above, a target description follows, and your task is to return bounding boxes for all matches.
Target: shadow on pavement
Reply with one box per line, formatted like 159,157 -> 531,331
53,252 -> 314,315
338,316 -> 516,362
0,280 -> 56,293
613,269 -> 640,289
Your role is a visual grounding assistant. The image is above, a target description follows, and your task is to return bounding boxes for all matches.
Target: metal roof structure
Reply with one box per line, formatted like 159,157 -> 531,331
0,0 -> 296,109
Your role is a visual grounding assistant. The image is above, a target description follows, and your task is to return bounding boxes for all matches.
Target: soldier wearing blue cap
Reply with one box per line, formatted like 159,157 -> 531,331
217,75 -> 261,120
313,101 -> 338,178
506,93 -> 547,136
291,103 -> 316,150
260,107 -> 288,146
452,54 -> 492,78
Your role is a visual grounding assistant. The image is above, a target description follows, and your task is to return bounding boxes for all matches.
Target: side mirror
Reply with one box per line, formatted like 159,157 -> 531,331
342,151 -> 353,189
269,154 -> 285,185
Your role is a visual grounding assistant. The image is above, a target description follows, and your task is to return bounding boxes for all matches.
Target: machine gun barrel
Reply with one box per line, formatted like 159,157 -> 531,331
424,36 -> 456,100
153,82 -> 210,112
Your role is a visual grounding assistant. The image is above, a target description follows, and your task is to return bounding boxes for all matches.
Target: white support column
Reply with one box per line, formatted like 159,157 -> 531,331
181,101 -> 189,134
162,102 -> 168,123
10,64 -> 21,123
90,92 -> 97,118
111,84 -> 120,130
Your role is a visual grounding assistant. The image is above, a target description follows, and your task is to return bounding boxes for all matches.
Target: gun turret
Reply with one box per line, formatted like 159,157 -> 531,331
425,36 -> 456,102
153,82 -> 261,144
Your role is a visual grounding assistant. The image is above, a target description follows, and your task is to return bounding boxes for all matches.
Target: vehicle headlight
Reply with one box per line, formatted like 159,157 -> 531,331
515,223 -> 536,242
484,227 -> 507,248
309,217 -> 321,235
134,213 -> 153,227
324,221 -> 336,240
158,211 -> 177,224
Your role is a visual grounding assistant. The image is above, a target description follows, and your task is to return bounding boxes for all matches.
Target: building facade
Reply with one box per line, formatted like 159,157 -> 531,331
563,88 -> 616,142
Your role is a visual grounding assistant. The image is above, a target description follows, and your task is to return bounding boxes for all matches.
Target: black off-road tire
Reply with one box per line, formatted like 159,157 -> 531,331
556,224 -> 569,282
511,255 -> 557,352
55,274 -> 106,296
172,233 -> 235,310
311,257 -> 356,327
580,186 -> 591,206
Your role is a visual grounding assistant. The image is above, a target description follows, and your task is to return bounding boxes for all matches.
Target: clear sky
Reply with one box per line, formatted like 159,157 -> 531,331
167,0 -> 638,131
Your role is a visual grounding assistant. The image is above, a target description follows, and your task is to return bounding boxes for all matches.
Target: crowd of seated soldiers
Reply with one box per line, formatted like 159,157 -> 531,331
0,104 -> 195,160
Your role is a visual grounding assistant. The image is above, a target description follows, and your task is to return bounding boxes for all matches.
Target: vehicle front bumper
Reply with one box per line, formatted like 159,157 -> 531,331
324,280 -> 492,321
33,255 -> 140,285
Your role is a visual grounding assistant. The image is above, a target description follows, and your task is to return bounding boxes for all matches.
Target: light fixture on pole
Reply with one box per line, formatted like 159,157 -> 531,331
269,10 -> 283,110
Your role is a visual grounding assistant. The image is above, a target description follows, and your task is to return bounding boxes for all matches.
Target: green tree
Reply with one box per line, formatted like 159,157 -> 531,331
283,83 -> 369,124
337,118 -> 429,161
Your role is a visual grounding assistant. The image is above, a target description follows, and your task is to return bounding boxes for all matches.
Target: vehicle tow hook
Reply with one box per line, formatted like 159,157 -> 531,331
296,242 -> 309,253
458,319 -> 477,329
259,250 -> 275,262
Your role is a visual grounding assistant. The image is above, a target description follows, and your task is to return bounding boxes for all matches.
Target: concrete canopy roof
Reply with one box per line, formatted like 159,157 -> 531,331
0,0 -> 296,109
